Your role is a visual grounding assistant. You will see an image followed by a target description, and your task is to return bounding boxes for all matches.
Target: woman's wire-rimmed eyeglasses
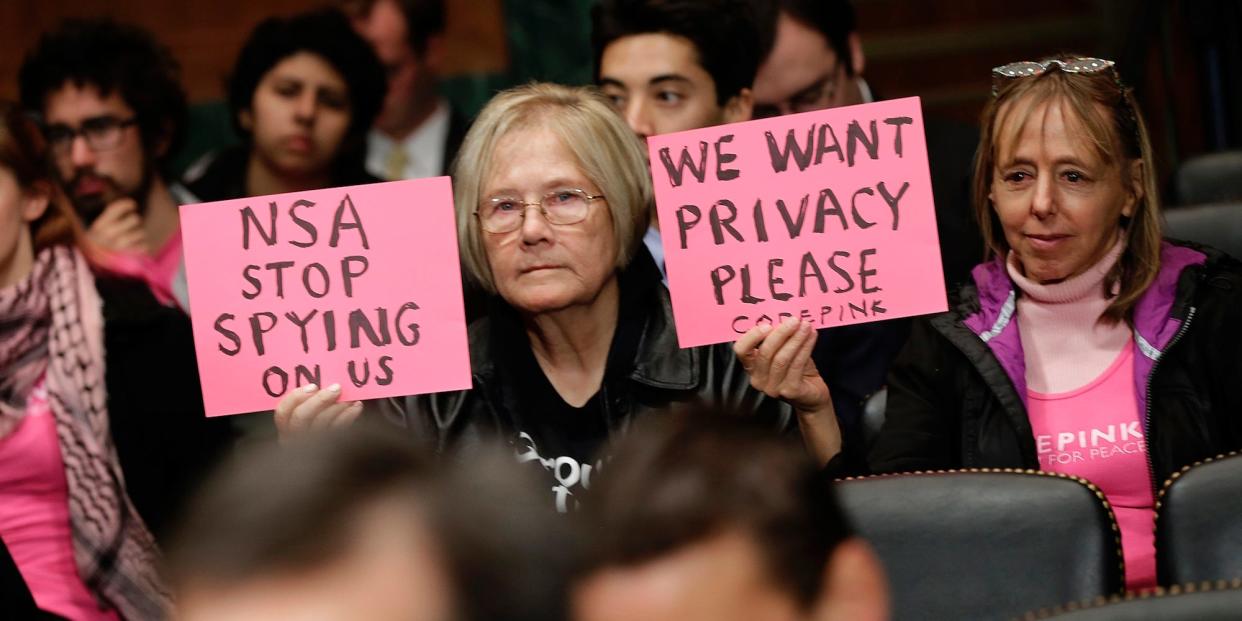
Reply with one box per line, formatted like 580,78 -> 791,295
474,188 -> 606,233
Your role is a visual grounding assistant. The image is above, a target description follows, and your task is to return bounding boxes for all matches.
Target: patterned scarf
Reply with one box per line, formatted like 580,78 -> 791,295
0,247 -> 171,619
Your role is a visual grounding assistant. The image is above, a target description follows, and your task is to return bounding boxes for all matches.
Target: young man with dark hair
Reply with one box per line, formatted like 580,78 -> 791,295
19,18 -> 195,308
592,0 -> 762,275
343,0 -> 469,180
590,1 -> 906,476
592,0 -> 761,139
574,408 -> 888,621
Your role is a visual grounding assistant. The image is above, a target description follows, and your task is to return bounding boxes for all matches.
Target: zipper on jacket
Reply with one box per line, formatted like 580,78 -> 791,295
1143,306 -> 1196,496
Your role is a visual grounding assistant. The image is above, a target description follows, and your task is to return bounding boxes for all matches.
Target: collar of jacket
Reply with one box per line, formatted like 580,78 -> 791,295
947,239 -> 1210,414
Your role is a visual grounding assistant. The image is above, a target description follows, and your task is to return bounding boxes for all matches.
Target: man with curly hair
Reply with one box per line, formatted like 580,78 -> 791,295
20,18 -> 195,309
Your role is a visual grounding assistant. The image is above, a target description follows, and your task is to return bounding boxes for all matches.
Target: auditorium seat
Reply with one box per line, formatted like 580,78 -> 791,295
1173,150 -> 1242,206
835,469 -> 1123,621
1022,579 -> 1242,620
1155,451 -> 1242,586
1163,202 -> 1242,261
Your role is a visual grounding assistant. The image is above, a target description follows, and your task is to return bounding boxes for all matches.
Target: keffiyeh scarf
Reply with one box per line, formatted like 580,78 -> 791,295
0,246 -> 170,619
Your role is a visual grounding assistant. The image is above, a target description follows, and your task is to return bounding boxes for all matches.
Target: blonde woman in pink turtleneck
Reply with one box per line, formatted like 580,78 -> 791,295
867,57 -> 1242,592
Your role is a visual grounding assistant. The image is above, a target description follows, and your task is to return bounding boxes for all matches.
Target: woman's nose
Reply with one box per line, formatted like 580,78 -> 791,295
518,204 -> 553,243
1030,175 -> 1056,218
295,92 -> 317,123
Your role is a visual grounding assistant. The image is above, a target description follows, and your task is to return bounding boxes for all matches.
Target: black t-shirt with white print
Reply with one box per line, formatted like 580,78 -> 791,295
491,253 -> 651,512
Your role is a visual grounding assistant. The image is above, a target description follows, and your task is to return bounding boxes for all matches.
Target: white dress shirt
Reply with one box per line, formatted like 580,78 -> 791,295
365,100 -> 452,180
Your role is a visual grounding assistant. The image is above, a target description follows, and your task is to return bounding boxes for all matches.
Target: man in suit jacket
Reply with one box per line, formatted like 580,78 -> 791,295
346,0 -> 468,180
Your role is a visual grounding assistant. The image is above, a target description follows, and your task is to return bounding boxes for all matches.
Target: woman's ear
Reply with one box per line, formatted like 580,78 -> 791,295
21,182 -> 51,223
722,88 -> 754,124
1123,159 -> 1144,218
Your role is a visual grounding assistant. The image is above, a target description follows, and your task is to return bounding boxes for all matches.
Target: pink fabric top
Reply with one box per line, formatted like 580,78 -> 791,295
0,377 -> 120,620
149,228 -> 184,299
1012,238 -> 1154,589
1028,345 -> 1155,590
99,229 -> 183,308
1007,238 -> 1130,393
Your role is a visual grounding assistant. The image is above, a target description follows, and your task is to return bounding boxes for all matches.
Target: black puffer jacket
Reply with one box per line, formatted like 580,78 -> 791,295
871,241 -> 1242,488
96,275 -> 237,538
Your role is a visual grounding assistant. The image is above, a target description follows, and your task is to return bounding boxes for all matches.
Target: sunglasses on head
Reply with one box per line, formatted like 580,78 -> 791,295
991,57 -> 1117,96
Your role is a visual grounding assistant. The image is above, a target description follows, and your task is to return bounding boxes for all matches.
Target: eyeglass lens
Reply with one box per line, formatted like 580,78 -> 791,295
481,189 -> 594,232
45,116 -> 132,152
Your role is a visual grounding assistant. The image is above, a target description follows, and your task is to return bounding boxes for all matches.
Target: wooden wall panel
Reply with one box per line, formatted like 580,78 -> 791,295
0,0 -> 505,103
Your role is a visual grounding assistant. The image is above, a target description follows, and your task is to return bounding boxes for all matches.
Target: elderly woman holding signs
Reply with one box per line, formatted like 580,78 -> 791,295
277,83 -> 840,508
870,57 -> 1242,588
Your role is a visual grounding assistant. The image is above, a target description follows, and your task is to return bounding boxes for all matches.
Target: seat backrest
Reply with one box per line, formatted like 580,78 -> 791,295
1174,150 -> 1242,206
1023,580 -> 1242,621
861,387 -> 887,450
1155,452 -> 1242,585
1163,203 -> 1242,261
835,469 -> 1123,621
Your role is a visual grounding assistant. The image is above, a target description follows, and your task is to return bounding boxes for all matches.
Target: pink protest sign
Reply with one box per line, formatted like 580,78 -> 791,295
648,97 -> 948,348
180,177 -> 471,416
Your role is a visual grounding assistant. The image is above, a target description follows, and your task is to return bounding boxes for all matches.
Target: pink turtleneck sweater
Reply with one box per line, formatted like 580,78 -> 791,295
1008,239 -> 1156,590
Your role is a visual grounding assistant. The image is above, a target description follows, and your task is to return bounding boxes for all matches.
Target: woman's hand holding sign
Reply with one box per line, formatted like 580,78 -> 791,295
734,318 -> 842,465
274,383 -> 364,436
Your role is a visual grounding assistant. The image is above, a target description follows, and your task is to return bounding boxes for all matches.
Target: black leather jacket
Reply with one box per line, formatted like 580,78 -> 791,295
373,251 -> 794,453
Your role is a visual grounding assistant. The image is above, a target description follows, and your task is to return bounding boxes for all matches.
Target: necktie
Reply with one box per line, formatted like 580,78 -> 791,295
384,147 -> 409,181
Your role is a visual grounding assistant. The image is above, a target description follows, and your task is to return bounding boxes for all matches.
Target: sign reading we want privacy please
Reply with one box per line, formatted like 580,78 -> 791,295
648,97 -> 948,348
180,178 -> 471,417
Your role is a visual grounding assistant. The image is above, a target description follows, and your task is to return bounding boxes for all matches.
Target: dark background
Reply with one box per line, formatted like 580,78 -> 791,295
1,0 -> 1239,200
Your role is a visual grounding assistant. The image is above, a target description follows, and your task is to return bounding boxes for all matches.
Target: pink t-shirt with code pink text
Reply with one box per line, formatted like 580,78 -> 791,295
1028,342 -> 1156,590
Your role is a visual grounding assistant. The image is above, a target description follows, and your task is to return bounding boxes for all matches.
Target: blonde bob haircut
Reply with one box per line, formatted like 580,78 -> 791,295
451,82 -> 652,293
974,55 -> 1162,325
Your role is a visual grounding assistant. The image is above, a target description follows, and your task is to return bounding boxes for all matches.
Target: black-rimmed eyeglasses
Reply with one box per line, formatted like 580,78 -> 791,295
43,116 -> 138,155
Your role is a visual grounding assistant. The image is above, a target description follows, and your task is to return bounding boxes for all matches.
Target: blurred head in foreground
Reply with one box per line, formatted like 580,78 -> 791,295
167,424 -> 568,621
573,407 -> 889,621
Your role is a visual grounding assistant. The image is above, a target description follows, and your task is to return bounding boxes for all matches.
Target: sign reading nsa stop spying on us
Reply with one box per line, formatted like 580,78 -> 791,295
648,97 -> 948,348
180,177 -> 471,417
